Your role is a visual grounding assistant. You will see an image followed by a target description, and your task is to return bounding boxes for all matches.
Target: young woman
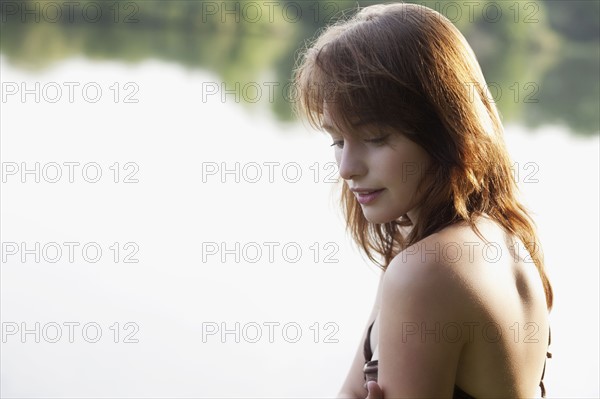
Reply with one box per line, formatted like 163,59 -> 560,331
293,3 -> 552,398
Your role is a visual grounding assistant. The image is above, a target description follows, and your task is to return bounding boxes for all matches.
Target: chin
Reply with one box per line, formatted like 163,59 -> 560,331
361,209 -> 401,224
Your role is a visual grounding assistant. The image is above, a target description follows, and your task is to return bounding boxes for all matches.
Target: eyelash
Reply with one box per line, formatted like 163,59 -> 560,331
330,135 -> 389,148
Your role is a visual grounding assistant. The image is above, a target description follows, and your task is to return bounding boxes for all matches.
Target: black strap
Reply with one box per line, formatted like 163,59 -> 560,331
539,327 -> 552,398
363,320 -> 375,362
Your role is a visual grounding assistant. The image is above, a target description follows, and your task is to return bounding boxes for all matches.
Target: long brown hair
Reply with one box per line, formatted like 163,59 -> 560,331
293,3 -> 552,310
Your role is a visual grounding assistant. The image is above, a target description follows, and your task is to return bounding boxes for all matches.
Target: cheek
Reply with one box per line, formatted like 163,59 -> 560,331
334,150 -> 342,167
378,153 -> 427,197
378,150 -> 408,182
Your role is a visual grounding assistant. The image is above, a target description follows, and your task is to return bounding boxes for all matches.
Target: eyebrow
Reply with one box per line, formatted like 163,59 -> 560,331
322,119 -> 375,134
322,123 -> 335,132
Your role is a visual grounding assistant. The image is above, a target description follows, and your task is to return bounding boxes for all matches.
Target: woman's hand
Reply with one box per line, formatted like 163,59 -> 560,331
365,381 -> 383,399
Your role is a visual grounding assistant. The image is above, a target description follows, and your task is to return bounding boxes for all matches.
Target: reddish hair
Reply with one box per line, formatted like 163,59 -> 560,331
294,3 -> 552,309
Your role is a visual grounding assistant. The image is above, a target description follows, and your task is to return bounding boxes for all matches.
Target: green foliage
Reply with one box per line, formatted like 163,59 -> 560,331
0,0 -> 598,134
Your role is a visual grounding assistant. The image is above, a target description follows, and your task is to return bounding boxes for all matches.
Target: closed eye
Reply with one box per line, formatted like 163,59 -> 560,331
365,135 -> 389,146
330,140 -> 344,149
331,135 -> 388,148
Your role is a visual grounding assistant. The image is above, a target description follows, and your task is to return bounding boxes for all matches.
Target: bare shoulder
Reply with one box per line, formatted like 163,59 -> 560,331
389,217 -> 529,276
379,216 -> 550,397
384,219 -> 489,292
375,222 -> 491,396
382,215 -> 547,328
382,224 -> 484,325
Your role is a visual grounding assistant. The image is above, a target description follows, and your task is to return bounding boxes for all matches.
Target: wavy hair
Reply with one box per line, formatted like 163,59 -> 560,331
293,3 -> 552,309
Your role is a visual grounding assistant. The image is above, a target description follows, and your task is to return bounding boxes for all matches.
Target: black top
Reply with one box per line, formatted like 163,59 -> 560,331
362,320 -> 551,398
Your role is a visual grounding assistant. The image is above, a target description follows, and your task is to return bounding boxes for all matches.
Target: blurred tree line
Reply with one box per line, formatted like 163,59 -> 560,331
0,0 -> 598,134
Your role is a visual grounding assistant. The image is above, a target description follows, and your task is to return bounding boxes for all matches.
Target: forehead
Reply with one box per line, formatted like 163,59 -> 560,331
321,102 -> 378,136
321,102 -> 338,132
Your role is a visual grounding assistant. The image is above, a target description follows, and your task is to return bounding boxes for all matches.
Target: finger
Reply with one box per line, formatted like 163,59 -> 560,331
366,380 -> 383,399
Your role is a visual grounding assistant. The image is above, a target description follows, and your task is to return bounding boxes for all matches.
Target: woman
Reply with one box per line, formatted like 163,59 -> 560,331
293,3 -> 552,398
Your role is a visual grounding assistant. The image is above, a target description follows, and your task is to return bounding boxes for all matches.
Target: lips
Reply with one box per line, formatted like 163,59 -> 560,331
352,188 -> 384,205
351,188 -> 383,194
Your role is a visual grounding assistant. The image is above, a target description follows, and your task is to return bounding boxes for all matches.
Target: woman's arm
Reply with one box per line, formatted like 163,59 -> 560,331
337,271 -> 385,399
376,249 -> 468,398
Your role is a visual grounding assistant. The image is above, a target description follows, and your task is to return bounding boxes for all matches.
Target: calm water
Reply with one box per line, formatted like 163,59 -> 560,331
1,56 -> 598,398
1,2 -> 599,395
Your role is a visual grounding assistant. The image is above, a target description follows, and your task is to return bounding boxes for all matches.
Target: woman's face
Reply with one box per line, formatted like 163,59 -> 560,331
323,106 -> 434,225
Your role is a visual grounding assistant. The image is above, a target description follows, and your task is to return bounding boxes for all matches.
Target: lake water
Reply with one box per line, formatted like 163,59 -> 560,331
1,56 -> 598,398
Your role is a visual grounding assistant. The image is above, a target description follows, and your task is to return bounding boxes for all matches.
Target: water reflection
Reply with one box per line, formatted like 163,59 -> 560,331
1,0 -> 598,134
1,53 -> 598,399
1,2 -> 598,398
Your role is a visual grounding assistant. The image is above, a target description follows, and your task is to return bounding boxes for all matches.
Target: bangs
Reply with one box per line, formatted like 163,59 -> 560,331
293,22 -> 429,140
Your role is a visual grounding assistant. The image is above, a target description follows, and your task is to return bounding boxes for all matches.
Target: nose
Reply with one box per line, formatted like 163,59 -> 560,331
337,142 -> 367,181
